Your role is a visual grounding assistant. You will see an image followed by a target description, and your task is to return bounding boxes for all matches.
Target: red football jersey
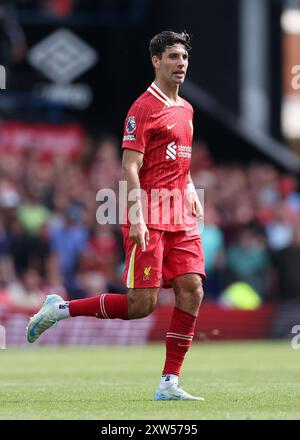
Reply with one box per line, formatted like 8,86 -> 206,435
122,82 -> 197,232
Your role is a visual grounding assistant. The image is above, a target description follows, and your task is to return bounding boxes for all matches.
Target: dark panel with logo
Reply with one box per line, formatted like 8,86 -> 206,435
4,0 -> 281,153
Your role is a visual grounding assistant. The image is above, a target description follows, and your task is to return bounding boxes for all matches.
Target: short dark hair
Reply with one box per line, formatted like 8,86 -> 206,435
149,30 -> 192,58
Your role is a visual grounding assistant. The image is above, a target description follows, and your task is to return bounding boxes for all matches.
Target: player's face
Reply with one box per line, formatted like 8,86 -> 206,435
153,44 -> 189,85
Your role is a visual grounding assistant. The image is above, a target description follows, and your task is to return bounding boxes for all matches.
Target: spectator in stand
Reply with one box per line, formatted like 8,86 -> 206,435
49,204 -> 89,296
80,224 -> 120,280
7,216 -> 45,276
265,201 -> 296,251
273,224 -> 300,301
201,205 -> 225,298
17,190 -> 51,236
0,213 -> 16,290
226,225 -> 271,299
5,214 -> 60,280
5,267 -> 45,310
190,140 -> 215,178
278,174 -> 300,219
271,224 -> 300,338
89,137 -> 122,193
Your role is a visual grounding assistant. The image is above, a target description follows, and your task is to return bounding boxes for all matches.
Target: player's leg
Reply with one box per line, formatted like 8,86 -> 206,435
155,274 -> 204,400
62,286 -> 159,319
127,287 -> 159,319
154,232 -> 205,400
163,273 -> 203,378
26,287 -> 159,343
26,228 -> 163,342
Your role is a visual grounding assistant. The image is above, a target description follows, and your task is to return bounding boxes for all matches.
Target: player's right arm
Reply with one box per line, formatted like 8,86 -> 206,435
122,102 -> 151,251
122,149 -> 149,251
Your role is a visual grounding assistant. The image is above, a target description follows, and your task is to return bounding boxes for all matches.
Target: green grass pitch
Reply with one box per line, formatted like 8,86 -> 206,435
0,341 -> 299,420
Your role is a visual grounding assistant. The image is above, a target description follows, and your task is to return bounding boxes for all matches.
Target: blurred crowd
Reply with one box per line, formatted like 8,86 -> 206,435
192,142 -> 300,305
0,136 -> 300,311
0,136 -> 124,310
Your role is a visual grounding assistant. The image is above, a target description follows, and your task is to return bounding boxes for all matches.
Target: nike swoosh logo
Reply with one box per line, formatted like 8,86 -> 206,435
167,123 -> 177,130
178,343 -> 190,347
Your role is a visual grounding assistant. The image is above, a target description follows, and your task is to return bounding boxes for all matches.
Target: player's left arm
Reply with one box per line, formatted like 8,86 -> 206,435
187,171 -> 203,219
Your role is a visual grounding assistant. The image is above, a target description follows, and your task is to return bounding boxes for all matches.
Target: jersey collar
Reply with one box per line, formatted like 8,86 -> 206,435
147,82 -> 184,108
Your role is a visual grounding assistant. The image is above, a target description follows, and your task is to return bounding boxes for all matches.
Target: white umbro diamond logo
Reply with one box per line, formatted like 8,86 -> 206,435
28,29 -> 98,84
166,141 -> 177,160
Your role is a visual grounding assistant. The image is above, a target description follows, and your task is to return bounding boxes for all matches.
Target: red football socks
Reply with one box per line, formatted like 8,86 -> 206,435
69,294 -> 128,319
162,307 -> 197,376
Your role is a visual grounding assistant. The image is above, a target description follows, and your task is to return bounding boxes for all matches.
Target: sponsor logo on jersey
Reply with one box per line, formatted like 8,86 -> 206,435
166,142 -> 192,160
143,266 -> 151,280
178,145 -> 192,158
167,123 -> 177,130
123,135 -> 136,141
165,141 -> 177,160
126,116 -> 136,133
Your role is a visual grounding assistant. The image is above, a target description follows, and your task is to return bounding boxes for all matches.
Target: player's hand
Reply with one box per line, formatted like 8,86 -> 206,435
129,222 -> 149,251
189,192 -> 203,219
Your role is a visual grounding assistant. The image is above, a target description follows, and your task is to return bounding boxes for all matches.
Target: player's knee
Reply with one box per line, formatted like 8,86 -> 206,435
194,282 -> 204,301
194,285 -> 204,306
187,287 -> 203,308
128,305 -> 155,319
138,300 -> 156,318
176,283 -> 204,310
127,293 -> 157,319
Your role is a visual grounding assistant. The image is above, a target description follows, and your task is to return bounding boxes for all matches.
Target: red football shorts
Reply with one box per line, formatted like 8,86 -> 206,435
122,228 -> 206,289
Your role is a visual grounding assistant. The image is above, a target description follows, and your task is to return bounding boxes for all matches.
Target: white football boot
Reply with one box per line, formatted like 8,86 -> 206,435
154,383 -> 204,401
26,294 -> 64,343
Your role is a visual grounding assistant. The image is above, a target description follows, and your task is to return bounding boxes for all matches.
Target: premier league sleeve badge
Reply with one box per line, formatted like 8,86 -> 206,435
126,116 -> 136,133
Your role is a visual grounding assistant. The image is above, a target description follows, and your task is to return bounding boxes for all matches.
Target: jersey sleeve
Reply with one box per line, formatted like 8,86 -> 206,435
122,103 -> 151,154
